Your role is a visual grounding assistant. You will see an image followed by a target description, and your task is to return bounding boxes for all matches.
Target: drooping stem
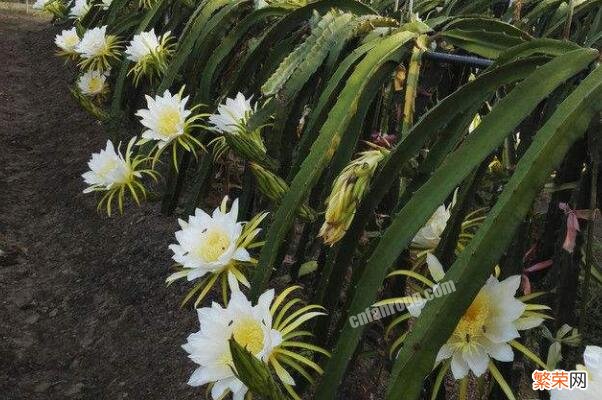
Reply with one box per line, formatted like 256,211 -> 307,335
160,150 -> 190,215
402,38 -> 425,136
563,0 -> 576,40
184,153 -> 213,215
513,0 -> 523,21
459,377 -> 468,400
580,128 -> 600,334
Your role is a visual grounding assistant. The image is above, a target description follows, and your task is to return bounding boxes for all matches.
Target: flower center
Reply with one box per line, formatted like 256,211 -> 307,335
232,318 -> 265,355
157,108 -> 182,137
97,158 -> 129,184
88,77 -> 103,94
65,35 -> 79,48
196,228 -> 231,263
454,291 -> 490,343
91,39 -> 109,57
97,158 -> 119,178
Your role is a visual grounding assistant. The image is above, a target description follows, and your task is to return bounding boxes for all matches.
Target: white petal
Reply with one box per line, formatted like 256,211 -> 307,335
233,247 -> 251,262
187,366 -> 226,387
584,346 -> 602,377
463,346 -> 490,377
483,340 -> 514,362
211,379 -> 231,399
485,321 -> 520,343
514,316 -> 544,331
435,343 -> 453,365
426,253 -> 445,282
450,352 -> 470,379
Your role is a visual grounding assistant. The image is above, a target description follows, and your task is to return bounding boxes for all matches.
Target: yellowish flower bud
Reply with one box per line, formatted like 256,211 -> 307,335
319,144 -> 389,246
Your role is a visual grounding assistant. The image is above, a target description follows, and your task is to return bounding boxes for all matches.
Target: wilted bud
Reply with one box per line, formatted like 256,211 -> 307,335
488,156 -> 504,176
250,163 -> 317,222
370,131 -> 398,148
319,144 -> 389,246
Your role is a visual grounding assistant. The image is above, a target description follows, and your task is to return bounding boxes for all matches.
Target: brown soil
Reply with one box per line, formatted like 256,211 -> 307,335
0,11 -> 199,400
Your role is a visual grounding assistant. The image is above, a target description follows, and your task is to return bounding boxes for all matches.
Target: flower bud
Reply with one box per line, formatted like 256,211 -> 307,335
319,144 -> 389,245
226,130 -> 277,170
250,163 -> 316,222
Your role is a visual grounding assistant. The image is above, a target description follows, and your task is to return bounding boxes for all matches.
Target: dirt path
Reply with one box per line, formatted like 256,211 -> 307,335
0,11 -> 199,400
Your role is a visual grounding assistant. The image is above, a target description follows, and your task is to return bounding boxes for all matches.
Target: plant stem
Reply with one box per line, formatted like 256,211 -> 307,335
580,128 -> 600,334
563,0 -> 575,40
459,377 -> 468,400
513,0 -> 523,21
402,40 -> 424,137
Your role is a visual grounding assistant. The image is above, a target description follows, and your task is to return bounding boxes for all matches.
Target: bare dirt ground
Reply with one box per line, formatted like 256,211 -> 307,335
0,11 -> 200,400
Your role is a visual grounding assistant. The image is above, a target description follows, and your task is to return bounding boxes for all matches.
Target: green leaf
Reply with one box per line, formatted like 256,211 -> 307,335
249,30 -> 419,300
543,0 -> 602,37
438,16 -> 533,59
494,38 -> 581,66
156,0 -> 233,93
104,0 -> 133,26
262,10 -> 356,97
288,40 -> 378,178
185,1 -> 249,94
198,6 -> 290,99
223,0 -> 377,96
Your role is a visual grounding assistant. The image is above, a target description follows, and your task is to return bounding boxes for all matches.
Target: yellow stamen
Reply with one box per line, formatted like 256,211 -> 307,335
88,77 -> 103,94
97,159 -> 118,178
195,228 -> 231,262
454,291 -> 490,343
65,36 -> 79,47
232,319 -> 265,355
157,108 -> 182,137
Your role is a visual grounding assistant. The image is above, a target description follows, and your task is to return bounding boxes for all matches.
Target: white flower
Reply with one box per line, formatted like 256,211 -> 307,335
125,30 -> 174,86
77,70 -> 107,96
125,29 -> 162,63
100,0 -> 112,9
55,27 -> 80,54
74,25 -> 121,72
208,92 -> 255,135
32,0 -> 50,9
412,204 -> 451,249
82,139 -> 138,193
135,89 -> 192,147
182,274 -> 282,400
75,26 -> 110,59
169,199 -> 251,281
82,137 -> 157,215
69,0 -> 90,18
551,346 -> 602,400
435,275 -> 543,379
